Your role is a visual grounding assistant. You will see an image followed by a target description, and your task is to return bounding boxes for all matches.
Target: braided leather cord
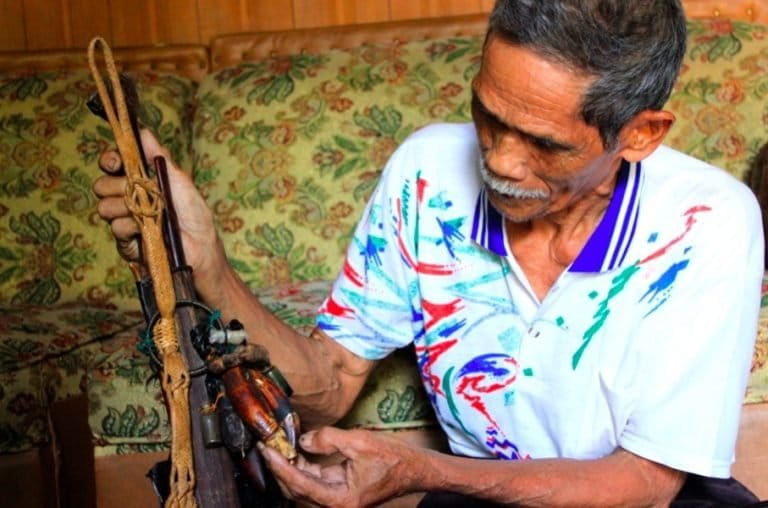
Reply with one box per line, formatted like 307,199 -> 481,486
87,38 -> 196,508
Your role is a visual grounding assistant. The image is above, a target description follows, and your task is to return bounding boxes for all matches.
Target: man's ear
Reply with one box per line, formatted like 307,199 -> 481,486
617,110 -> 676,162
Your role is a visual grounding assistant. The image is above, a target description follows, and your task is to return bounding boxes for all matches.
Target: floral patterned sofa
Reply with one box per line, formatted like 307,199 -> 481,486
1,4 -> 768,506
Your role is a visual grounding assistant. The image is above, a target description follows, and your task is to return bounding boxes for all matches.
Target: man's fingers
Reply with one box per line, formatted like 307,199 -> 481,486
319,463 -> 347,483
93,175 -> 126,199
110,216 -> 139,240
115,237 -> 142,262
98,150 -> 123,175
97,130 -> 174,179
110,216 -> 141,261
139,129 -> 172,162
260,444 -> 343,507
299,427 -> 350,456
273,475 -> 297,502
295,455 -> 324,479
97,196 -> 130,221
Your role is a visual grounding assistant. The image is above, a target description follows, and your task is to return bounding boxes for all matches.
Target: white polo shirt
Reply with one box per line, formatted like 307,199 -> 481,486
317,123 -> 763,478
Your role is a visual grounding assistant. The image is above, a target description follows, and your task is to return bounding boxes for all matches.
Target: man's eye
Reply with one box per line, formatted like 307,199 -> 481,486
487,115 -> 506,130
530,136 -> 565,153
532,138 -> 556,151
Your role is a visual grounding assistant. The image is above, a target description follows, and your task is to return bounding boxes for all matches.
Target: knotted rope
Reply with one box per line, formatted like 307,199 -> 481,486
88,38 -> 196,508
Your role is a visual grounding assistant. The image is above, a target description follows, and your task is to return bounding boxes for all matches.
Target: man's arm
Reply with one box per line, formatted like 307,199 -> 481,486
261,427 -> 686,507
211,265 -> 376,427
421,446 -> 685,507
94,130 -> 375,428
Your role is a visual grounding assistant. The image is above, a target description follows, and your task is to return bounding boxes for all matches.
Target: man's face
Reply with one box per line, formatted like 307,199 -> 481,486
472,37 -> 623,223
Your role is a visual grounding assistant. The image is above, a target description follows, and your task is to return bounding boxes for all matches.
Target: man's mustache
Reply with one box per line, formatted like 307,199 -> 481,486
478,157 -> 549,200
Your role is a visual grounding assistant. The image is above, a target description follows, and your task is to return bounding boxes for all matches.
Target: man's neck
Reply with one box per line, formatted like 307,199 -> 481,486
510,187 -> 612,256
504,177 -> 617,301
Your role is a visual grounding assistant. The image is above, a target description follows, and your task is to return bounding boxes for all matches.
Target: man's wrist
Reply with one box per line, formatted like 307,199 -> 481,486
195,251 -> 239,312
416,448 -> 462,495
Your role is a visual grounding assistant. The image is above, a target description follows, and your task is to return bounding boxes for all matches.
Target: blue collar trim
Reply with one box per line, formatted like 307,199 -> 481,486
469,160 -> 643,273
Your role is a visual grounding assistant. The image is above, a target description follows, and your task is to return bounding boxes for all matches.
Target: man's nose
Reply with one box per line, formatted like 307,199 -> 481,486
485,133 -> 530,181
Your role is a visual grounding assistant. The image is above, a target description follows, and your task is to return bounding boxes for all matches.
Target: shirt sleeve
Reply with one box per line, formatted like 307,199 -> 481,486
618,187 -> 764,478
316,141 -> 424,360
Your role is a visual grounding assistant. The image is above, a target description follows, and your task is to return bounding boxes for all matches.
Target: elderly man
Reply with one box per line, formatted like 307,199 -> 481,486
94,0 -> 763,506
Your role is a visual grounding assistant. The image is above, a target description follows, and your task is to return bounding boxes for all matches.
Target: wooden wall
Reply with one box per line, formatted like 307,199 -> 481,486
2,0 -> 765,53
0,0 -> 495,52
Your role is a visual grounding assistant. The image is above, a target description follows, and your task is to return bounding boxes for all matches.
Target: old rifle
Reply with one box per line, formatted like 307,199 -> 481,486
87,38 -> 299,507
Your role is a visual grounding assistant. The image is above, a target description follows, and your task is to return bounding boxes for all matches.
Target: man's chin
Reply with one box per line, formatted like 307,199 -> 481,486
487,191 -> 548,223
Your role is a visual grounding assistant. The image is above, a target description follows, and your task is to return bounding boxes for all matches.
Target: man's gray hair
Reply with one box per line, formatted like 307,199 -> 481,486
487,0 -> 687,148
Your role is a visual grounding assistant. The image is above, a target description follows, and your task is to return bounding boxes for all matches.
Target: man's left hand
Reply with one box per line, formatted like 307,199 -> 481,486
259,426 -> 427,507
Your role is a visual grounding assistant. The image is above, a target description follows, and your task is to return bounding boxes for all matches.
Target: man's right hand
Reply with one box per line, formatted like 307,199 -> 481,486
93,129 -> 227,301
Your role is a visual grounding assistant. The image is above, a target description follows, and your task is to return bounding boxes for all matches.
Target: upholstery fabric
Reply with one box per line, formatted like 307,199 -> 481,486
192,36 -> 482,289
0,69 -> 196,309
666,19 -> 768,180
85,280 -> 434,451
0,69 -> 195,453
751,277 -> 768,403
1,19 -> 767,455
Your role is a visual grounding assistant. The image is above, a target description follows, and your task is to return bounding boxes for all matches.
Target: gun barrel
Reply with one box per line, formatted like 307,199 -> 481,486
154,156 -> 188,271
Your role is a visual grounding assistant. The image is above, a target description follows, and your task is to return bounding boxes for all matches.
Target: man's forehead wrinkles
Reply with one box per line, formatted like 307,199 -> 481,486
477,40 -> 589,115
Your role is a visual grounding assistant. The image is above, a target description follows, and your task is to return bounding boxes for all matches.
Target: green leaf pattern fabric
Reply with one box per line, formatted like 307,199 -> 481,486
192,37 -> 478,290
665,20 -> 768,179
0,69 -> 195,308
1,20 -> 768,455
0,69 -> 194,453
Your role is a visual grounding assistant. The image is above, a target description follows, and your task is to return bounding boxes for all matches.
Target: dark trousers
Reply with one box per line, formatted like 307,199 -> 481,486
418,475 -> 764,507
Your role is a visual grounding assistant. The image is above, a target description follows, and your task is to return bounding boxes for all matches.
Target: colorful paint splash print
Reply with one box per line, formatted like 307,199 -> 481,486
573,263 -> 641,369
454,353 -> 519,429
486,428 -> 531,460
317,126 -> 743,465
640,259 -> 691,317
573,205 -> 711,368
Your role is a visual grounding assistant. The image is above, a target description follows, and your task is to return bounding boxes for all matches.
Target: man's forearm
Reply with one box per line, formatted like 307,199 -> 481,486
202,263 -> 374,428
419,447 -> 685,507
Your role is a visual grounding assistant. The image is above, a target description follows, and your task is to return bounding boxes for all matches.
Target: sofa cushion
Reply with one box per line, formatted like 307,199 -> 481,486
0,305 -> 141,453
0,69 -> 196,308
78,270 -> 768,456
191,36 -> 481,289
665,19 -> 768,179
86,280 -> 433,452
0,303 -> 142,373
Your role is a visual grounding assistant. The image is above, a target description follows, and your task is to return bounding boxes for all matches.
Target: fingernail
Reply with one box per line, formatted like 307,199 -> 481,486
256,441 -> 265,451
107,154 -> 119,170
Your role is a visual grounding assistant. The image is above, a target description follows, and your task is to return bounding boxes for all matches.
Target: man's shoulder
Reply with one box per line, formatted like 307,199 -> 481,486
383,122 -> 480,186
643,145 -> 759,219
636,145 -> 762,263
405,122 -> 477,146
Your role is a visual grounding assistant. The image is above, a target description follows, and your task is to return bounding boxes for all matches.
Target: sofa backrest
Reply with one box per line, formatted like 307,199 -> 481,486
0,45 -> 210,82
665,18 -> 768,180
196,18 -> 489,290
0,68 -> 197,307
0,6 -> 766,306
199,12 -> 768,290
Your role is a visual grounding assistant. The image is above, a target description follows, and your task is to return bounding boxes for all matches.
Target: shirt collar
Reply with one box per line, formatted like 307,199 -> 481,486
469,159 -> 643,273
